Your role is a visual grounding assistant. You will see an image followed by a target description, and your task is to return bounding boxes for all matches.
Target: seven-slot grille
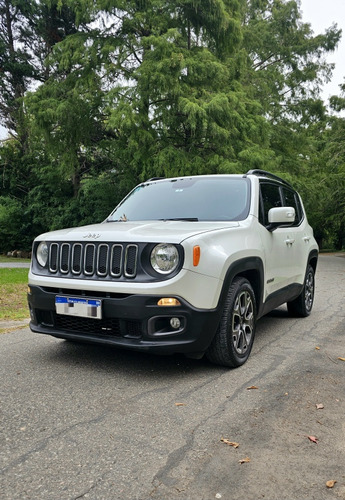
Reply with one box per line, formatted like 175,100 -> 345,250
48,242 -> 138,279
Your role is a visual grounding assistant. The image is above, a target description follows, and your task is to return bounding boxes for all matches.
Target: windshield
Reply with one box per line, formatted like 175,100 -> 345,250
107,176 -> 250,222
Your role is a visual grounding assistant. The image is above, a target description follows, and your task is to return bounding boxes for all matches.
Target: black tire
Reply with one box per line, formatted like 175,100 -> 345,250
287,264 -> 315,317
206,277 -> 256,368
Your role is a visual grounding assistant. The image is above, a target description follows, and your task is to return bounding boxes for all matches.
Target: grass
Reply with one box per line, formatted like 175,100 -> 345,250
0,268 -> 30,321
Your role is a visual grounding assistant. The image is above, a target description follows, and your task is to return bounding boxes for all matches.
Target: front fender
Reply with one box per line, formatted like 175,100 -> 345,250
217,257 -> 265,318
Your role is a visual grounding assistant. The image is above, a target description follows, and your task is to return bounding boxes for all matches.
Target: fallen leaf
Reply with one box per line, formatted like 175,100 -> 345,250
316,404 -> 324,410
308,435 -> 318,444
175,402 -> 185,406
239,457 -> 250,464
247,386 -> 258,390
326,480 -> 337,488
315,346 -> 320,350
221,438 -> 240,448
338,357 -> 345,362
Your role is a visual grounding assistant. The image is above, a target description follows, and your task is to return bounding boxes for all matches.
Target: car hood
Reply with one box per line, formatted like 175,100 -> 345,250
35,220 -> 240,244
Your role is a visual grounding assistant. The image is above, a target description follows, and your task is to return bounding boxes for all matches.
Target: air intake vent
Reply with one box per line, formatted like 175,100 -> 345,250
97,244 -> 109,276
125,245 -> 138,277
84,244 -> 95,275
60,244 -> 70,274
72,243 -> 82,274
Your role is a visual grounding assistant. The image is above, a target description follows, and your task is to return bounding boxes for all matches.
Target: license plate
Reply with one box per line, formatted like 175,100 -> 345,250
55,296 -> 102,320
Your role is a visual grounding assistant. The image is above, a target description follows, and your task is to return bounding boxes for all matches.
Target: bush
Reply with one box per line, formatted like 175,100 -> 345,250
0,197 -> 28,253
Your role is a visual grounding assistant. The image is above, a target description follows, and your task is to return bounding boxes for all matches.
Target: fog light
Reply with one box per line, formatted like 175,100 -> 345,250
170,317 -> 181,329
157,298 -> 181,306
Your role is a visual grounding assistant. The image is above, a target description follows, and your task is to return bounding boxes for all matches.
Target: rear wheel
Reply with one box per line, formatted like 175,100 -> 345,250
287,264 -> 315,317
206,277 -> 256,368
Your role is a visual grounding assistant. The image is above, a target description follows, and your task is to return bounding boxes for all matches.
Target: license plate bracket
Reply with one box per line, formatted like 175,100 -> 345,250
55,296 -> 102,320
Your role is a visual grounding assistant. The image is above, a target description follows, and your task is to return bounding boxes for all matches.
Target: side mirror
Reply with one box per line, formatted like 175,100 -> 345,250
267,207 -> 295,232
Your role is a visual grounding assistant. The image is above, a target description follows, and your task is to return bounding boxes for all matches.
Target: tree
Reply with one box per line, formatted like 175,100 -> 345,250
320,91 -> 345,249
0,0 -> 89,251
1,0 -> 344,252
0,0 -> 37,148
0,0 -> 81,146
30,0 -> 271,182
240,0 -> 341,121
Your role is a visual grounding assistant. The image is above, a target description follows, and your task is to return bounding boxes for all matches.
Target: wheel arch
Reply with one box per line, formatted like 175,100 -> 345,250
218,257 -> 264,317
308,249 -> 318,273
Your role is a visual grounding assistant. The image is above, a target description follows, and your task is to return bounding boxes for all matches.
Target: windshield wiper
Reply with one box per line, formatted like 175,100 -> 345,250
159,217 -> 199,222
106,217 -> 199,222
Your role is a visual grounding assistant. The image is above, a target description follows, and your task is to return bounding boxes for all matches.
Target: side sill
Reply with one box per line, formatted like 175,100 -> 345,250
260,283 -> 303,318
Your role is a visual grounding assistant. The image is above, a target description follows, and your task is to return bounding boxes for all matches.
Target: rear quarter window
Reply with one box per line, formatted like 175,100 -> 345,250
282,187 -> 304,225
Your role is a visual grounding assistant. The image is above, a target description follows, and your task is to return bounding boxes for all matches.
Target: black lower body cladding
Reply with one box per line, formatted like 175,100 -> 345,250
27,285 -> 221,356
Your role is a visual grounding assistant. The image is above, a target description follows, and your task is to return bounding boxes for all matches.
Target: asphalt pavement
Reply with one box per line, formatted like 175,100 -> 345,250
0,254 -> 344,500
0,262 -> 30,268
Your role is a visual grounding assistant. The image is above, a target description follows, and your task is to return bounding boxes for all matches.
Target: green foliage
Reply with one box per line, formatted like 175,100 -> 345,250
241,0 -> 341,119
318,116 -> 345,249
0,196 -> 26,252
0,0 -> 344,252
77,172 -> 133,225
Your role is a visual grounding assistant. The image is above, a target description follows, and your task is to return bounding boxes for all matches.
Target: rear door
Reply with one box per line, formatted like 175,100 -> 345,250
281,186 -> 310,284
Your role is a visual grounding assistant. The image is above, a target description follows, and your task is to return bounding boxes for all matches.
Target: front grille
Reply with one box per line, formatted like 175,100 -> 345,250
46,242 -> 139,280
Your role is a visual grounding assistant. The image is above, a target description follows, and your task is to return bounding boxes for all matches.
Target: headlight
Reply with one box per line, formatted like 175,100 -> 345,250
150,244 -> 179,274
36,241 -> 48,267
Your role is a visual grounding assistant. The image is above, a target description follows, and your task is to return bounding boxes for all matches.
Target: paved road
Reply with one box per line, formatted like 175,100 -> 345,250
0,262 -> 30,268
1,255 -> 344,500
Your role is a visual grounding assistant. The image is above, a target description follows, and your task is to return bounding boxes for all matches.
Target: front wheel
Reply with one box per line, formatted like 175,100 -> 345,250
287,264 -> 315,317
206,277 -> 256,368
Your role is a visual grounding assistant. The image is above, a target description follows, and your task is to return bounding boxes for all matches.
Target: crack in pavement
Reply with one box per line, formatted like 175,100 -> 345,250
151,355 -> 286,492
0,411 -> 109,476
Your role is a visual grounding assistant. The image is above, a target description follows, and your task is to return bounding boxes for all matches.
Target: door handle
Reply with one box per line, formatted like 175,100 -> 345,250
285,238 -> 295,246
303,236 -> 310,243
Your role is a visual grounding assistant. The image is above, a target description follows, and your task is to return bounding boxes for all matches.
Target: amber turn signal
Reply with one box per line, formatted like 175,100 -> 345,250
193,245 -> 200,266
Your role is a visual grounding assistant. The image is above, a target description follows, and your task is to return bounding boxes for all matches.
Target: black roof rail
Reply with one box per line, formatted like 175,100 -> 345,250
146,177 -> 165,182
246,169 -> 292,188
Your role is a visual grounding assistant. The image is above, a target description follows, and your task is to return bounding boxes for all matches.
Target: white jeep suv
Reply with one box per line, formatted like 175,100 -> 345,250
28,170 -> 318,367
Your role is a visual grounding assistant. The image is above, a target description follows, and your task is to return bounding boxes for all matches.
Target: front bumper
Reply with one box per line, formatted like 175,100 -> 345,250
27,285 -> 221,356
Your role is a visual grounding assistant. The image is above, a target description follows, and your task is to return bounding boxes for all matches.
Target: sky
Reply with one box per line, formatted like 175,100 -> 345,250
299,0 -> 345,100
0,1 -> 345,140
